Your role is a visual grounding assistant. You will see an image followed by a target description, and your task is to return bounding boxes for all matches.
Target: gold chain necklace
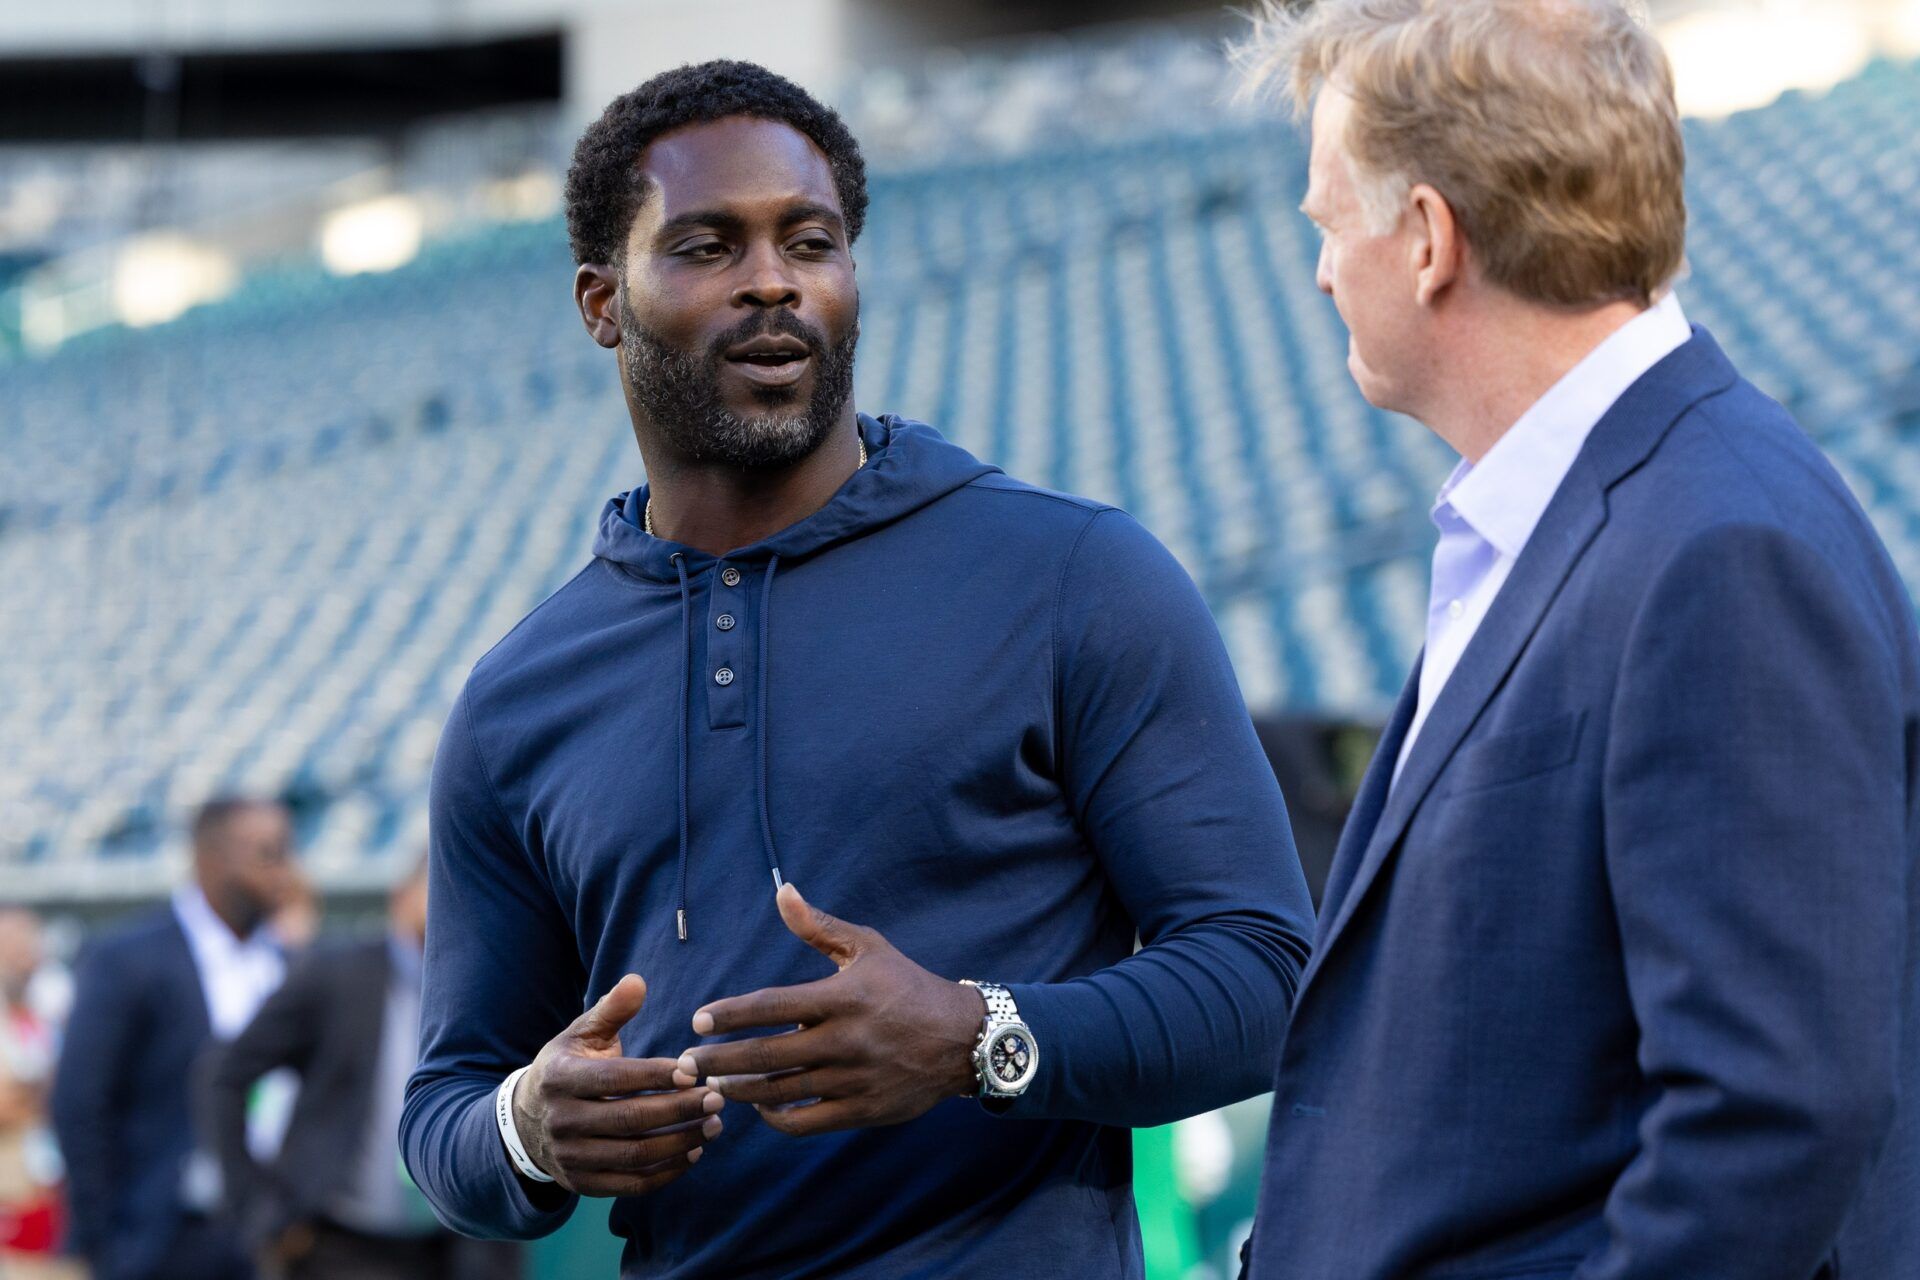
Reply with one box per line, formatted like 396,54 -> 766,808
645,435 -> 867,537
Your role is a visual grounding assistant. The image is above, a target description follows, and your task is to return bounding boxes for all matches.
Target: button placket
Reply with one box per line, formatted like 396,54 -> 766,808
706,563 -> 749,728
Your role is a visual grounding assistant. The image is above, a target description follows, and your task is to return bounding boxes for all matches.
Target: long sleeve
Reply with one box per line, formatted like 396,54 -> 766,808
400,686 -> 586,1240
49,936 -> 143,1275
1004,508 -> 1314,1125
196,954 -> 324,1247
1581,522 -> 1910,1279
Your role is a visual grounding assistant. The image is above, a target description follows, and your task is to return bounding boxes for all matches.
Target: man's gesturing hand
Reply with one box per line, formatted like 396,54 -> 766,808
672,884 -> 988,1137
511,974 -> 725,1197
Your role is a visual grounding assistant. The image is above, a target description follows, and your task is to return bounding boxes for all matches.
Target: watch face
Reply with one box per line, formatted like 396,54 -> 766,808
988,1030 -> 1033,1087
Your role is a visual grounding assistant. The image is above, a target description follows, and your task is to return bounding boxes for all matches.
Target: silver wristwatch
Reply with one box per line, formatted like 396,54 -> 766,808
959,980 -> 1039,1099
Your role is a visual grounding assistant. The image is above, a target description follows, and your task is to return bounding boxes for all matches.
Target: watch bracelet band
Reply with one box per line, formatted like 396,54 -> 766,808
960,979 -> 1029,1099
963,979 -> 1021,1024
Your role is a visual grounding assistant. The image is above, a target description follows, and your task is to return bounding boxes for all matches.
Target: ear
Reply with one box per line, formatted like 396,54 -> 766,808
575,263 -> 622,349
1408,182 -> 1462,308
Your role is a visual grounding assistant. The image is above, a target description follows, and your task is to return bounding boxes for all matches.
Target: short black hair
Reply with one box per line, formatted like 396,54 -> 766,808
564,59 -> 869,266
190,795 -> 272,851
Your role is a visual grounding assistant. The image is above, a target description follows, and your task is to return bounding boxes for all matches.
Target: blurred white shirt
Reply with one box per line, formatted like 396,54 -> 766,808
172,884 -> 283,1039
172,883 -> 293,1178
1393,291 -> 1692,784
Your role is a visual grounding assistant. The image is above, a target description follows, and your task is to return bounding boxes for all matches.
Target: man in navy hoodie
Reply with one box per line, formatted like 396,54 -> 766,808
401,60 -> 1313,1280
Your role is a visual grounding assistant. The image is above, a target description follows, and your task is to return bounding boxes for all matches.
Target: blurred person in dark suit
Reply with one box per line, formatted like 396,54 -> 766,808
1235,2 -> 1920,1277
51,797 -> 297,1280
1251,716 -> 1372,905
201,857 -> 520,1280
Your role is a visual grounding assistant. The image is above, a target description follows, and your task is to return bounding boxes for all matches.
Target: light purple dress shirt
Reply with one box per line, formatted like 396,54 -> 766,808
1392,291 -> 1693,784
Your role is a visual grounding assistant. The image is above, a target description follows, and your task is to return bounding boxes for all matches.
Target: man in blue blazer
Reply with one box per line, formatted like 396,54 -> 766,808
51,798 -> 297,1280
1235,1 -> 1920,1277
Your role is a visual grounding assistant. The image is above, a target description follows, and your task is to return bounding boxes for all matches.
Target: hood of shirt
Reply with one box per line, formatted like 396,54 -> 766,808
592,413 -> 1000,581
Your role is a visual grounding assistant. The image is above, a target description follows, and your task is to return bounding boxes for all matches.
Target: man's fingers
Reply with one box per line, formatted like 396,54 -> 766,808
706,1067 -> 856,1107
545,1054 -> 682,1100
551,1085 -> 724,1139
555,1114 -> 722,1173
566,974 -> 647,1050
689,977 -> 840,1040
775,883 -> 867,967
567,1152 -> 700,1199
677,1025 -> 843,1084
754,1096 -> 869,1138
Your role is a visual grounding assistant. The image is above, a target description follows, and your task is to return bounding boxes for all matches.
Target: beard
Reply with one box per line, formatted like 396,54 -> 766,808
210,883 -> 274,939
620,300 -> 859,471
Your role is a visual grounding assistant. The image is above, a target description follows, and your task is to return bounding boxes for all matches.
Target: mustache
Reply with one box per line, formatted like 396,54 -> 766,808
706,309 -> 826,362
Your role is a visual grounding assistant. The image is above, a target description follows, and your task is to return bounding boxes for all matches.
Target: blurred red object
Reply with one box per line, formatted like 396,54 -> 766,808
1,1190 -> 61,1253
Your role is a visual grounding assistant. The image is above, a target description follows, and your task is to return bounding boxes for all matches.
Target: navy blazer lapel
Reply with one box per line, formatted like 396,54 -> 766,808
1315,657 -> 1421,930
1306,471 -> 1608,975
1303,327 -> 1738,975
162,909 -> 214,1043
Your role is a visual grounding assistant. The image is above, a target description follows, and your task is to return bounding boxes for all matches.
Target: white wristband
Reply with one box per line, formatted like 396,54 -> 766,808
495,1066 -> 556,1184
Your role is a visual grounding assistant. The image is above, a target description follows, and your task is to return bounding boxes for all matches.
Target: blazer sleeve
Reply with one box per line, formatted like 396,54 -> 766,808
1002,508 -> 1315,1125
1582,521 -> 1910,1279
196,951 -> 328,1246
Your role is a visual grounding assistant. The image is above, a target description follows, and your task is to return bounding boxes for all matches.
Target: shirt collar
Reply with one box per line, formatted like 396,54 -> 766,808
1443,291 -> 1691,559
173,883 -> 274,957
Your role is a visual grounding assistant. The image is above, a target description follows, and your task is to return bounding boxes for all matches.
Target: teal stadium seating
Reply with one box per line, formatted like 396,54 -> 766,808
2,54 -> 1917,888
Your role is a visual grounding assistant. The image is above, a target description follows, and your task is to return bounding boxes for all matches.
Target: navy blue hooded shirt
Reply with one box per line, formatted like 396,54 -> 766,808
402,414 -> 1313,1279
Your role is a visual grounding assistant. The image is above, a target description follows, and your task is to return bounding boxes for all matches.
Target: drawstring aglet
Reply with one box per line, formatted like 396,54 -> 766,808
770,868 -> 784,892
676,909 -> 688,942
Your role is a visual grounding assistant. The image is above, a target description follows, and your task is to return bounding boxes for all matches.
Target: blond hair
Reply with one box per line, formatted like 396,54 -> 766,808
1234,0 -> 1686,308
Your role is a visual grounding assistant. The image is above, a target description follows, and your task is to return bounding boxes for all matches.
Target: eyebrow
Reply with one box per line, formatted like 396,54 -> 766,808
780,202 -> 846,232
654,202 -> 846,240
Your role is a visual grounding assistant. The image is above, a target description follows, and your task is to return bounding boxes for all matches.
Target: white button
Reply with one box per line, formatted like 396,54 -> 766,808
1447,599 -> 1465,620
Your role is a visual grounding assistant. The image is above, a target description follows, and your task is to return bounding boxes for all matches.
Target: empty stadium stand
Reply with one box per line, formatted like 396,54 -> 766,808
3,49 -> 1917,896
